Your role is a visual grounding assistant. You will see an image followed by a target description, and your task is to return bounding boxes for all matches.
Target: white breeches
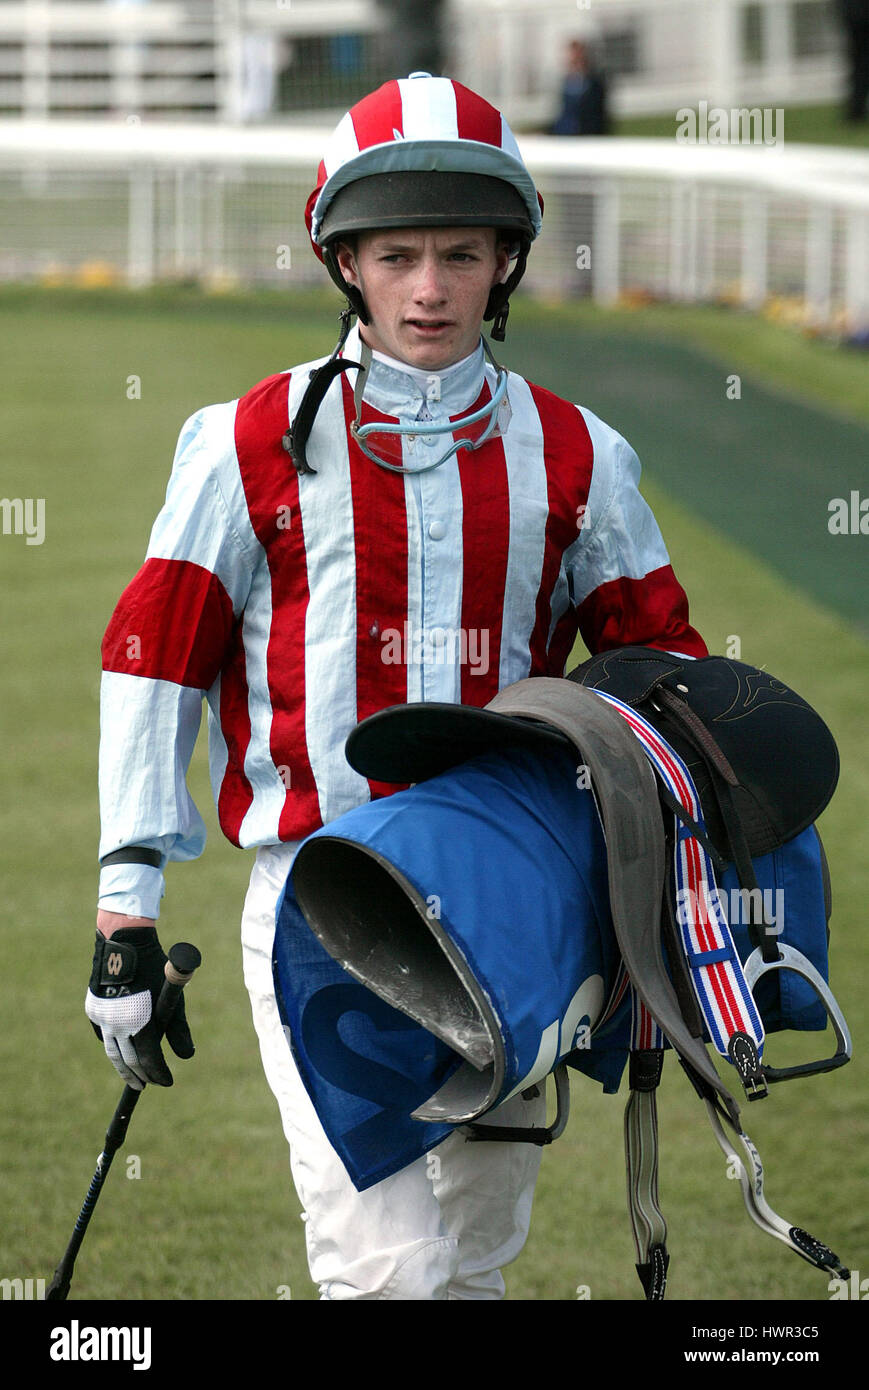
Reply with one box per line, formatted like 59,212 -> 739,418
241,843 -> 546,1300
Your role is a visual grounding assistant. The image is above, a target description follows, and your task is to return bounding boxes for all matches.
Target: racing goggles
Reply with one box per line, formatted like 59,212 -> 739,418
349,336 -> 510,475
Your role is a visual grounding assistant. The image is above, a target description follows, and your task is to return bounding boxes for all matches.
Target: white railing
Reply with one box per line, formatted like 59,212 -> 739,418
449,0 -> 847,125
0,2 -> 219,118
0,0 -> 388,121
1,121 -> 867,331
0,0 -> 849,123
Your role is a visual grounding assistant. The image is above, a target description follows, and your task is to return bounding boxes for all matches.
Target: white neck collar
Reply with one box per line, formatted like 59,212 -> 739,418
341,321 -> 488,420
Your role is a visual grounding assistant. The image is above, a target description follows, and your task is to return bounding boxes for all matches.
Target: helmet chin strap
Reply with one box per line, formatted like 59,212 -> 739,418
349,333 -> 510,476
281,303 -> 363,476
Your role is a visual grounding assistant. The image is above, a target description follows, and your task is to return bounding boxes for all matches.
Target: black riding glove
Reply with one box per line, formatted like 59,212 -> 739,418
85,927 -> 194,1090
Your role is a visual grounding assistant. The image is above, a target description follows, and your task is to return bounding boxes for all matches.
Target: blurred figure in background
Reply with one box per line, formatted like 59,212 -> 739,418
838,0 -> 869,121
376,0 -> 445,76
549,39 -> 609,300
551,39 -> 609,136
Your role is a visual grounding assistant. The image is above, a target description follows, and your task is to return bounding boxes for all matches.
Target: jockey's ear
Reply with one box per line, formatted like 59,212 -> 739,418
493,235 -> 513,286
333,238 -> 360,290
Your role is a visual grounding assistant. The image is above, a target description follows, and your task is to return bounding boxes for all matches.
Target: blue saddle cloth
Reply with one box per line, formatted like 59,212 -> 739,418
273,745 -> 831,1191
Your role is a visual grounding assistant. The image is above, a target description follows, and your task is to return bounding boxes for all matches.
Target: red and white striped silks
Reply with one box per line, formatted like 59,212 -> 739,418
98,331 -> 706,922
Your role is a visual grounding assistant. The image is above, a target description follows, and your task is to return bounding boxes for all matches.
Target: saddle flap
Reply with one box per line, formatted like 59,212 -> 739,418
569,649 -> 840,858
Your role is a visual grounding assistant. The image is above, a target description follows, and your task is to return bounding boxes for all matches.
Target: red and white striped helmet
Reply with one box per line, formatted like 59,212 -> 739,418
306,71 -> 542,252
304,72 -> 543,336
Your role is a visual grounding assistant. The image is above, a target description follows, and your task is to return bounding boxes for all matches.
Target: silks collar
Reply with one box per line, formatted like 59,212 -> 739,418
347,329 -> 510,475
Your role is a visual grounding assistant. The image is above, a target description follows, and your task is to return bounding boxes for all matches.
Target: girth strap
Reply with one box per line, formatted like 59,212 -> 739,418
625,1041 -> 669,1301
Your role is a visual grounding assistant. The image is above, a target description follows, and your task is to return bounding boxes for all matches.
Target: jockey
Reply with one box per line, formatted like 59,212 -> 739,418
87,72 -> 706,1300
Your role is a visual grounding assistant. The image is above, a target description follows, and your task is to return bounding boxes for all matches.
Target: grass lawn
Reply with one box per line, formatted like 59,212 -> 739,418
0,287 -> 866,1315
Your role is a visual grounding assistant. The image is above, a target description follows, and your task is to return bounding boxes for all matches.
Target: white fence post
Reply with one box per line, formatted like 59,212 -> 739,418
215,0 -> 245,126
669,181 -> 700,303
112,4 -> 146,119
22,0 -> 50,120
845,210 -> 869,334
704,0 -> 740,108
593,178 -> 620,304
805,202 -> 834,330
668,181 -> 701,303
128,167 -> 156,288
764,0 -> 792,86
172,167 -> 204,278
697,184 -> 717,301
741,189 -> 768,310
208,170 -> 226,280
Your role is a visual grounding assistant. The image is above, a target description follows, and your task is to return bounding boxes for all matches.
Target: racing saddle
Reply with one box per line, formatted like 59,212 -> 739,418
285,650 -> 853,1299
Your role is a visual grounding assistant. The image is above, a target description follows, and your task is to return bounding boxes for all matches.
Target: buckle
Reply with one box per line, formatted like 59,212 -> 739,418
636,1243 -> 670,1302
743,943 -> 852,1083
727,1031 -> 768,1101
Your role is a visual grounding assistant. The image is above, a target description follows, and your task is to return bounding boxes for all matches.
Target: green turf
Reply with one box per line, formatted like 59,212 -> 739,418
515,296 -> 869,431
0,287 -> 866,1304
505,305 -> 869,638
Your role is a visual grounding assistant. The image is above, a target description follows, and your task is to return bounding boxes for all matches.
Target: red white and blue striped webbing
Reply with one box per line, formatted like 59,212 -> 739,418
592,690 -> 765,1062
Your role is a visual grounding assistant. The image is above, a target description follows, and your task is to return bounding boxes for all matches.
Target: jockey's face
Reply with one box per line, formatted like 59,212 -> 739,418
335,227 -> 511,371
